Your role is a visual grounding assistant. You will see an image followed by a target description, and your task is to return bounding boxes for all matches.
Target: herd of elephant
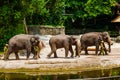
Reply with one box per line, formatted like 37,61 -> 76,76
4,31 -> 112,60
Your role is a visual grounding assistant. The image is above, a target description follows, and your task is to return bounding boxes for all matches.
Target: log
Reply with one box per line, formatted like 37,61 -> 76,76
86,47 -> 109,51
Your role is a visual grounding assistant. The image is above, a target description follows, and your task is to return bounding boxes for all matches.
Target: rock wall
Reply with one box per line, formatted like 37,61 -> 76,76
28,26 -> 65,35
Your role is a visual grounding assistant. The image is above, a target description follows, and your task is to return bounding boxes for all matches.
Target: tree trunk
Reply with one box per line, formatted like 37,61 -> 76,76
23,17 -> 28,34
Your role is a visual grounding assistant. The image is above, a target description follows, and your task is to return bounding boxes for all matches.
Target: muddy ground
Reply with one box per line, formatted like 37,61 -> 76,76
0,35 -> 120,74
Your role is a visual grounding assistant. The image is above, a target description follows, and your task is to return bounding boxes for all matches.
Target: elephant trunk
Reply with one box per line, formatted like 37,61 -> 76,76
108,42 -> 111,53
107,39 -> 113,53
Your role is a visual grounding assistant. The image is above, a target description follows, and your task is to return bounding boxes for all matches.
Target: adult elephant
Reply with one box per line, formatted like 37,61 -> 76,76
80,32 -> 112,55
47,34 -> 78,58
4,34 -> 40,60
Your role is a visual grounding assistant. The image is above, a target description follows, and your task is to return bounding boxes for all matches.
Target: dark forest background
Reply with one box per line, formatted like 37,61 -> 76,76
0,0 -> 120,51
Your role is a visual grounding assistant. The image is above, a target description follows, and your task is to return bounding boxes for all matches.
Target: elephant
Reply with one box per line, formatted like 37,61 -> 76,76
80,32 -> 112,55
47,34 -> 77,58
4,34 -> 40,60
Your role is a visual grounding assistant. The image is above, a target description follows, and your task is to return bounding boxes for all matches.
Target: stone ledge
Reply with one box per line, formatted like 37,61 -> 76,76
27,25 -> 65,35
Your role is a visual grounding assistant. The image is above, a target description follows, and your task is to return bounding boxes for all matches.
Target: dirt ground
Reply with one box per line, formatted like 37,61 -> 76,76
0,35 -> 120,73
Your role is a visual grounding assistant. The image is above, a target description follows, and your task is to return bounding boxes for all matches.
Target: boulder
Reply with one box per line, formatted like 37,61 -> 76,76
116,36 -> 120,43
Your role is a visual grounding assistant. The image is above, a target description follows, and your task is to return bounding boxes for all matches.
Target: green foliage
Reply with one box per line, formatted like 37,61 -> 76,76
26,0 -> 66,25
65,0 -> 115,19
84,0 -> 115,18
64,0 -> 117,30
0,24 -> 24,51
0,0 -> 119,51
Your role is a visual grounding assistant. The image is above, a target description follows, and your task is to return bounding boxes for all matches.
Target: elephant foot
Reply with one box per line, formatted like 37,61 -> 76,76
16,58 -> 20,60
47,55 -> 51,58
78,55 -> 80,57
26,58 -> 29,60
34,58 -> 38,60
34,57 -> 38,60
33,56 -> 39,60
75,55 -> 77,57
95,53 -> 98,55
105,53 -> 108,55
75,56 -> 80,58
16,57 -> 20,60
54,56 -> 58,58
38,55 -> 40,58
98,53 -> 101,55
4,58 -> 8,61
70,55 -> 74,58
85,53 -> 89,55
4,57 -> 8,60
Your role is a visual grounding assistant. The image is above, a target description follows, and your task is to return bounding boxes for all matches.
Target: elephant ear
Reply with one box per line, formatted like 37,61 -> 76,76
70,36 -> 77,45
102,32 -> 109,41
98,35 -> 103,43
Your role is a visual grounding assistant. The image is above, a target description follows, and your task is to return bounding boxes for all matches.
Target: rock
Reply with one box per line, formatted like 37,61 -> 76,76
116,36 -> 120,43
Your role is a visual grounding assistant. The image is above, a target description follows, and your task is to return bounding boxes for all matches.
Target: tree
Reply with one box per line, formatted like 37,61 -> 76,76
64,0 -> 116,29
0,0 -> 49,50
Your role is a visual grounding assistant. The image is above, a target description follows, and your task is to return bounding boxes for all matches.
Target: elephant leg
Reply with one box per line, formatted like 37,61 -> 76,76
75,45 -> 80,57
47,51 -> 53,58
34,51 -> 38,60
77,47 -> 81,57
69,45 -> 74,58
14,51 -> 19,60
48,50 -> 57,58
98,48 -> 101,55
103,43 -> 108,55
53,50 -> 58,58
47,48 -> 58,58
75,47 -> 78,57
104,48 -> 108,55
26,51 -> 31,60
95,45 -> 99,55
65,46 -> 69,58
65,49 -> 69,58
108,43 -> 111,53
33,51 -> 38,60
85,47 -> 88,55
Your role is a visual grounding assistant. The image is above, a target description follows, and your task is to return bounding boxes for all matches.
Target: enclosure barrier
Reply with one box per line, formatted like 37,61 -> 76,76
68,75 -> 120,80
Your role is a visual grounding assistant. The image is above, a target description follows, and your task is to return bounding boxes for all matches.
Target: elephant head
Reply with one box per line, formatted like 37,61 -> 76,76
100,32 -> 112,52
30,36 -> 40,46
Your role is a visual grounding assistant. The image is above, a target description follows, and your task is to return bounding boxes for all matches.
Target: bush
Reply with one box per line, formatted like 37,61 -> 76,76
0,24 -> 25,51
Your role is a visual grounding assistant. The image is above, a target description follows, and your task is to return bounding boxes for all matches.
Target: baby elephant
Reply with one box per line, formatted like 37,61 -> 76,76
47,34 -> 76,58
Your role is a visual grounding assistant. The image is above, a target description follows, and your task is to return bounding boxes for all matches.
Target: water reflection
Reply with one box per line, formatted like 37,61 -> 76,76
0,67 -> 120,80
